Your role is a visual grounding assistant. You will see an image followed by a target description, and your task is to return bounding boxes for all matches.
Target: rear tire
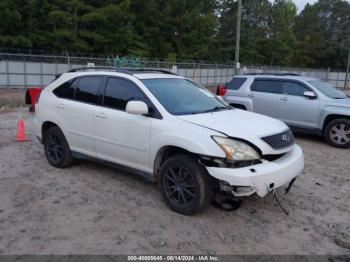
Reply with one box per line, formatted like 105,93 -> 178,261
159,154 -> 214,215
324,118 -> 350,148
44,126 -> 73,167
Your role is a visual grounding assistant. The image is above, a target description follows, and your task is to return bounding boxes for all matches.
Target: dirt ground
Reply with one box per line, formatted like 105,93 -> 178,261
0,89 -> 27,110
0,109 -> 349,255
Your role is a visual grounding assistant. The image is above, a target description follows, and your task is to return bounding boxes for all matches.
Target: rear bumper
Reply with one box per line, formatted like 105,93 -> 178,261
206,144 -> 304,197
33,118 -> 42,141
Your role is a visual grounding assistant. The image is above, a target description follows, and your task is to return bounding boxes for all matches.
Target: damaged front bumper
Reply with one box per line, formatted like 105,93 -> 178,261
206,144 -> 304,197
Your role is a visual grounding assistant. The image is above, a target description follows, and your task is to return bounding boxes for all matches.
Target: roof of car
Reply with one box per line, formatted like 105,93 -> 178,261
62,67 -> 182,80
133,73 -> 182,79
236,74 -> 317,81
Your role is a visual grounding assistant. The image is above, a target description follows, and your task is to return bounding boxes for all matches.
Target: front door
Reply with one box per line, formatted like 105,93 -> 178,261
278,80 -> 320,128
94,77 -> 153,172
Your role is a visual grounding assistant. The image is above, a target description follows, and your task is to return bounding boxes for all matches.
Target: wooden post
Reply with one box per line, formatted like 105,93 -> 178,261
235,0 -> 242,75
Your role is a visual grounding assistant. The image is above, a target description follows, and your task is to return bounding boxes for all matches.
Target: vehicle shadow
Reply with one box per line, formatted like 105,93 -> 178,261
293,132 -> 326,144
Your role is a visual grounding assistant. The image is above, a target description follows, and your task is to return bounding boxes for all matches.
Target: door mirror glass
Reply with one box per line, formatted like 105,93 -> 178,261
303,91 -> 317,99
126,101 -> 148,115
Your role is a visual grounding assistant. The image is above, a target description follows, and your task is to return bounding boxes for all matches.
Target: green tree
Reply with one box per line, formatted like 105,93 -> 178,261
294,0 -> 350,68
268,0 -> 297,65
240,0 -> 272,65
0,0 -> 31,47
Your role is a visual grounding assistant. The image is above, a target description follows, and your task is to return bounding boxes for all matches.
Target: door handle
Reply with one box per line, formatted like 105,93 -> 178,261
57,103 -> 65,109
248,93 -> 254,98
280,97 -> 288,101
96,112 -> 107,119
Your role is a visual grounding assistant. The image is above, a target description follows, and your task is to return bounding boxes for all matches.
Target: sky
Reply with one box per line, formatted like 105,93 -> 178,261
293,0 -> 318,12
269,0 -> 318,13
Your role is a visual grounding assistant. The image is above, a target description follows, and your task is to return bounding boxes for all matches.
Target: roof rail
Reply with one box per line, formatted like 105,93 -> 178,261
124,68 -> 177,75
244,73 -> 300,76
67,66 -> 132,74
66,66 -> 177,75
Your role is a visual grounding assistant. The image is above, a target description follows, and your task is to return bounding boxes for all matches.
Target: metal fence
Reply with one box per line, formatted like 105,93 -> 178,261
0,52 -> 349,89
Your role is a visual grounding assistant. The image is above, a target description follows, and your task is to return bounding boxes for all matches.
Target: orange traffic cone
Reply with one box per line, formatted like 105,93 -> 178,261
15,112 -> 29,142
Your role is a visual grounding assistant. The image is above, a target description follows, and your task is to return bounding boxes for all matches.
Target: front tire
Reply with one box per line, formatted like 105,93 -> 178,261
159,155 -> 213,215
44,126 -> 73,167
324,119 -> 350,148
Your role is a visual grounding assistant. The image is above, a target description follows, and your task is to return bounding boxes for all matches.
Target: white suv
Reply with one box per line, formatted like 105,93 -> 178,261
34,67 -> 304,215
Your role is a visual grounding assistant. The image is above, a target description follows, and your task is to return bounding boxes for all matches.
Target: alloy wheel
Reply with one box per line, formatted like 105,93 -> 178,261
329,123 -> 350,145
46,133 -> 63,163
163,166 -> 197,208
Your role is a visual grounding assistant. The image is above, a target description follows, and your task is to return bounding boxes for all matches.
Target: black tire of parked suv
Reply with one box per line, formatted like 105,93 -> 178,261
44,126 -> 73,167
158,154 -> 214,215
324,118 -> 350,149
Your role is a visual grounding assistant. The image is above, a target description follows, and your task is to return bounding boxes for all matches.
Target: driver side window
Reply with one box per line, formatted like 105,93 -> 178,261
102,77 -> 161,119
103,77 -> 146,111
282,81 -> 310,97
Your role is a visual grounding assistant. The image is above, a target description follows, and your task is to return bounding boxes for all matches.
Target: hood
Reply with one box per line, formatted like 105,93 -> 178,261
328,98 -> 350,108
177,109 -> 290,154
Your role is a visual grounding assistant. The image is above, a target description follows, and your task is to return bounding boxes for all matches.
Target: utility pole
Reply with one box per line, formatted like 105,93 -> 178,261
345,46 -> 350,89
235,0 -> 242,75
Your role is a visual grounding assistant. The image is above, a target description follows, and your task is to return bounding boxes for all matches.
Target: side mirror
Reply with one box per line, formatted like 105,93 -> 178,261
126,101 -> 149,116
303,91 -> 317,99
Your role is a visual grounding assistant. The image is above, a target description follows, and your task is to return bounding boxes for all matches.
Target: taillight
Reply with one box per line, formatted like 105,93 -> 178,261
216,84 -> 227,96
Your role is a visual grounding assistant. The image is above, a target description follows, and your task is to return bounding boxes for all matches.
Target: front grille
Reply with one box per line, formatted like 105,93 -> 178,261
261,129 -> 294,150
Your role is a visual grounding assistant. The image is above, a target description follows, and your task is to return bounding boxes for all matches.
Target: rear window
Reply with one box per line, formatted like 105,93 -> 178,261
53,79 -> 76,99
226,77 -> 247,90
75,76 -> 102,104
251,79 -> 281,94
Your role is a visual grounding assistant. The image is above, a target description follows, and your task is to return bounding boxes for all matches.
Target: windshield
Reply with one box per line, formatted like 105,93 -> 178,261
141,78 -> 230,115
309,80 -> 347,99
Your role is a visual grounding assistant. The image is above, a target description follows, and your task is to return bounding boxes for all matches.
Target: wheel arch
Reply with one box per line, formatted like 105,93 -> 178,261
41,121 -> 62,139
323,114 -> 350,133
153,145 -> 196,176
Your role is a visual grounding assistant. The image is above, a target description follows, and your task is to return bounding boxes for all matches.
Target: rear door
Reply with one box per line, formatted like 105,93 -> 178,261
249,78 -> 282,118
278,80 -> 320,128
53,75 -> 103,157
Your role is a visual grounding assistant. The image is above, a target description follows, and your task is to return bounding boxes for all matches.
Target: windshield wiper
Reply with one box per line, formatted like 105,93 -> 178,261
202,106 -> 229,113
174,106 -> 232,115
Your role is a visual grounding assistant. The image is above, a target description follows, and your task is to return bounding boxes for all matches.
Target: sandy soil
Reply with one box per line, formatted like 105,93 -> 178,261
0,110 -> 349,255
0,89 -> 26,110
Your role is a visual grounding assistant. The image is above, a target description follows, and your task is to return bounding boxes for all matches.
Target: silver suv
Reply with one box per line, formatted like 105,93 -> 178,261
217,74 -> 350,148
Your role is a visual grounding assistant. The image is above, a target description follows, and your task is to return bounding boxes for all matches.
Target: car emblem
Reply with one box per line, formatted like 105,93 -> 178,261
282,135 -> 290,141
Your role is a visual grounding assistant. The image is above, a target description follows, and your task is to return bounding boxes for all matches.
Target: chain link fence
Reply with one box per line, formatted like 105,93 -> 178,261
0,52 -> 349,89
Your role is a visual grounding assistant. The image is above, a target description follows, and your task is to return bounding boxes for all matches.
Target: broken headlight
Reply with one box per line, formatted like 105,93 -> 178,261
212,136 -> 260,161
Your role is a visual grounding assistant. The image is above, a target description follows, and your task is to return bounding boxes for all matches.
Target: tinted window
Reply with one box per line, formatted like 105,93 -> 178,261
75,76 -> 102,104
104,78 -> 147,111
251,80 -> 281,94
53,79 -> 76,99
282,81 -> 309,96
226,77 -> 247,90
